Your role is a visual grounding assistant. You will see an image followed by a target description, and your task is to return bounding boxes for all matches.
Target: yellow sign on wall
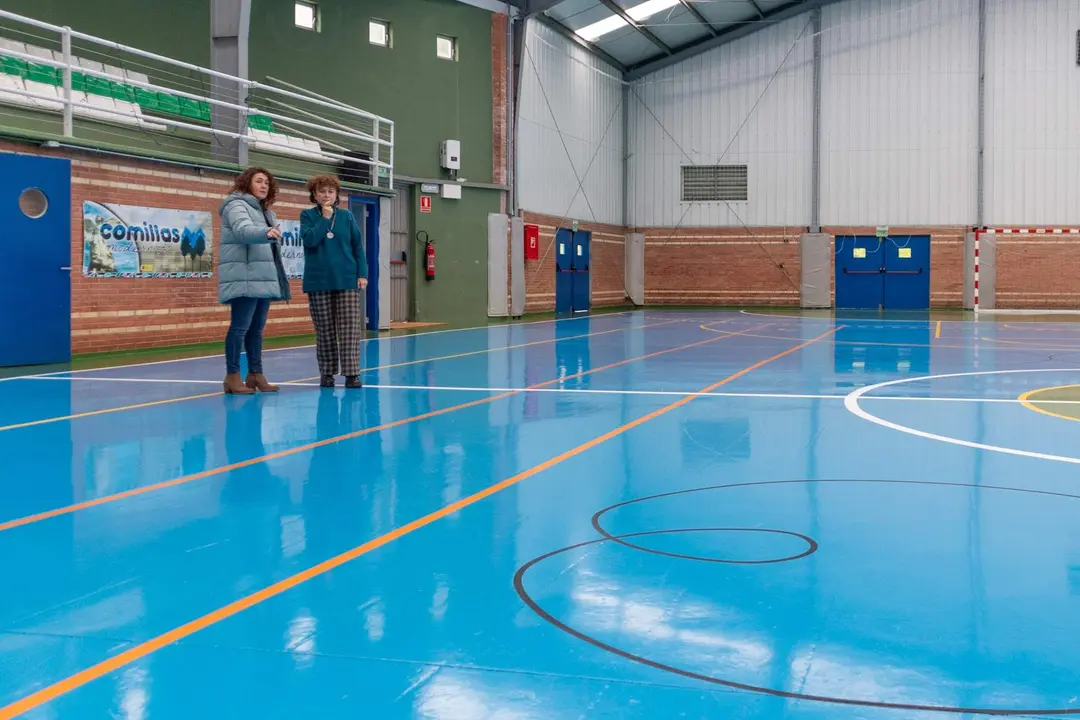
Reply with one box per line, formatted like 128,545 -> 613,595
898,248 -> 912,259
853,248 -> 866,258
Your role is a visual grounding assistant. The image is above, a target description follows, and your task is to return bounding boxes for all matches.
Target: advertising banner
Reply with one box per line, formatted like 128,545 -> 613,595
82,201 -> 214,278
278,219 -> 305,279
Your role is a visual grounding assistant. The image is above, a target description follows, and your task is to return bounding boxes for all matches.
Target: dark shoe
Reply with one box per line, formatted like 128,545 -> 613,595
345,375 -> 362,389
245,373 -> 279,392
320,375 -> 335,388
223,372 -> 254,395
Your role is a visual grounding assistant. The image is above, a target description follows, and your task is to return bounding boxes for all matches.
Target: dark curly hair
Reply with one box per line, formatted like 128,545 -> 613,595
233,167 -> 279,209
307,173 -> 341,206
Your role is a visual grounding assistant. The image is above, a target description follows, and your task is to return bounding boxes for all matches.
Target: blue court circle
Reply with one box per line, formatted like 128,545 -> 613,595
517,479 -> 1080,716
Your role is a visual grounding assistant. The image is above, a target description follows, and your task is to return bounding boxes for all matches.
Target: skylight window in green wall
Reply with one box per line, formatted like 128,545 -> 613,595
436,35 -> 456,61
294,1 -> 317,31
370,20 -> 389,47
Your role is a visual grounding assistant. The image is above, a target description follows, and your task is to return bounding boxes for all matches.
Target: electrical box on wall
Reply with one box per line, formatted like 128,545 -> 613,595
441,183 -> 462,200
440,140 -> 460,170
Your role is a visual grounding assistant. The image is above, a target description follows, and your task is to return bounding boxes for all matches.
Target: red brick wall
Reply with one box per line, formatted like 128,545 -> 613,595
520,211 -> 627,313
996,236 -> 1080,309
0,141 -> 384,354
639,225 -> 967,308
491,12 -> 507,199
641,227 -> 802,306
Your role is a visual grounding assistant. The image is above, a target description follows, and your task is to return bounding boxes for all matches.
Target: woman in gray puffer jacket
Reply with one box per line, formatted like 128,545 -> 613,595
218,167 -> 291,395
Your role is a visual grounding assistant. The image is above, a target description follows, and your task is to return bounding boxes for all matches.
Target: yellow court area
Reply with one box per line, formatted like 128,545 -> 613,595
1020,385 -> 1080,423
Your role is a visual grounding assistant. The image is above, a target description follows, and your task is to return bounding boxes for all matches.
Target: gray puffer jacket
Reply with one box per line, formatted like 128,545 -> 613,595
217,192 -> 291,304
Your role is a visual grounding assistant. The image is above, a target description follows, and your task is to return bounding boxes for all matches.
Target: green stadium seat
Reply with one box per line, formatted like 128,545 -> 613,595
178,96 -> 202,121
25,63 -> 59,85
110,82 -> 135,103
155,93 -> 181,116
133,86 -> 159,111
0,56 -> 27,77
84,75 -> 112,97
248,114 -> 274,132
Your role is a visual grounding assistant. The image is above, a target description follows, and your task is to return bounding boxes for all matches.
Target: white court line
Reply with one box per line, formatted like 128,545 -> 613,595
0,311 -> 640,385
845,368 -> 1080,465
738,309 -> 977,325
23,375 -> 1080,405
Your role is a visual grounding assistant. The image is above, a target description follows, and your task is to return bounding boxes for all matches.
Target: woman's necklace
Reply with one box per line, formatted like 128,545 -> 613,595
325,206 -> 337,239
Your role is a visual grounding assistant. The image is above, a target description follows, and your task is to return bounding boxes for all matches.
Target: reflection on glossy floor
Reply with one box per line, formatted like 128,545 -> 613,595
3,309 -> 1080,719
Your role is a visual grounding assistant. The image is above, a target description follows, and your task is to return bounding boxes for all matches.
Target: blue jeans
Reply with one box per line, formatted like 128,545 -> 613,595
225,297 -> 271,375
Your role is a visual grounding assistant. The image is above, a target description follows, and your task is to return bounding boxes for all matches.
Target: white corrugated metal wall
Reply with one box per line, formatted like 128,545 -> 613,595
820,0 -> 979,226
985,0 -> 1080,226
517,19 -> 625,225
521,0 -> 1080,229
627,17 -> 815,228
623,0 -> 1080,230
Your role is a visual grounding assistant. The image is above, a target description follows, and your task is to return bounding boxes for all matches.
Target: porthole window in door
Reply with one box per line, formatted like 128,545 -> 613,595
19,188 -> 48,219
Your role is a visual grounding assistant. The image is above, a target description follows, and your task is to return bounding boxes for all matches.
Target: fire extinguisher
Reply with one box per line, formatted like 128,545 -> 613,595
418,231 -> 435,281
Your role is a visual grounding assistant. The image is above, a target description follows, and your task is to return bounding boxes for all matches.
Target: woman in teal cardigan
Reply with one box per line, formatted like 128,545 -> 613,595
300,174 -> 369,389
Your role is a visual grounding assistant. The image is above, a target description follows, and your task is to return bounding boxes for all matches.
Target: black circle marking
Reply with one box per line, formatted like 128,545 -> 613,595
588,525 -> 817,565
516,478 -> 1080,716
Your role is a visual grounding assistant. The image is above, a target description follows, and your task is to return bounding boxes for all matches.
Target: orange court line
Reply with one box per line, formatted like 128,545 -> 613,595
0,323 -> 765,535
0,324 -> 841,720
0,391 -> 225,433
699,323 -> 1074,353
0,319 -> 682,434
282,318 -> 683,383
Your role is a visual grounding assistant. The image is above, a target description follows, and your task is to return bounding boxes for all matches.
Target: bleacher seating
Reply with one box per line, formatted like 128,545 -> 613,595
0,36 -> 328,163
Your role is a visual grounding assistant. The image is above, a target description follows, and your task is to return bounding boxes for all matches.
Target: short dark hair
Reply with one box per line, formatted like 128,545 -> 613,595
307,174 -> 341,205
233,167 -> 278,209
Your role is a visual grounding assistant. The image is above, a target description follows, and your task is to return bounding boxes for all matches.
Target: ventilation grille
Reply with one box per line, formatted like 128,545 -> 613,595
680,165 -> 748,202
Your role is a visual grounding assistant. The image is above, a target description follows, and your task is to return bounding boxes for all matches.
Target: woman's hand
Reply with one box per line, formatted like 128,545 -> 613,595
321,203 -> 333,219
266,227 -> 282,241
358,278 -> 368,290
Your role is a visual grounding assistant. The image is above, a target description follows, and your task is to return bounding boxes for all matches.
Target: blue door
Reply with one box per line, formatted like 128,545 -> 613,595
0,153 -> 72,368
348,196 -> 380,331
883,235 -> 930,310
554,227 -> 573,315
835,236 -> 885,310
570,230 -> 591,314
834,235 -> 931,311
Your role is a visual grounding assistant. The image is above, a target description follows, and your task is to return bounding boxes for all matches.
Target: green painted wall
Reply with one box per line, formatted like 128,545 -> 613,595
411,188 -> 500,326
1,0 -> 503,326
0,0 -> 209,66
249,0 -> 494,183
251,0 -> 500,325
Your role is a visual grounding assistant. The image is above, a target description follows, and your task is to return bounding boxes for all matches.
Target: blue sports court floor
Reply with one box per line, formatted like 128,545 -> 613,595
2,308 -> 1080,719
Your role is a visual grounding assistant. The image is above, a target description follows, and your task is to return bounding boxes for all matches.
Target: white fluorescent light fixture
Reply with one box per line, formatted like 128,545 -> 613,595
576,0 -> 681,42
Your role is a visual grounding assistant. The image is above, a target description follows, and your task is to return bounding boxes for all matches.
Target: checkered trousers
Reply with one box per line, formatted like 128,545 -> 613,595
307,289 -> 362,377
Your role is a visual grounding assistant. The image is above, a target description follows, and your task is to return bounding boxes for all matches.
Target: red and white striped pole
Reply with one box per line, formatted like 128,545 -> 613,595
973,228 -> 981,314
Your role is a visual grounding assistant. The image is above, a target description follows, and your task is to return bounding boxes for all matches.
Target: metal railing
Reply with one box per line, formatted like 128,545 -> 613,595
0,9 -> 394,188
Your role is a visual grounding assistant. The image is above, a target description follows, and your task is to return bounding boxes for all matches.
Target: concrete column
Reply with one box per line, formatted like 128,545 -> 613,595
800,232 -> 831,308
624,232 -> 644,306
210,0 -> 251,166
510,216 -> 525,317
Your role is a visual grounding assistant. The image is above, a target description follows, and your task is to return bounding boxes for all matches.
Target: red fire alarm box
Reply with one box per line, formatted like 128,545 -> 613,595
524,223 -> 539,260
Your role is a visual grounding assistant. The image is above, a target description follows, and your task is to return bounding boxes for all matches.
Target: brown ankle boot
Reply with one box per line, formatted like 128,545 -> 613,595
245,372 -> 279,392
224,372 -> 254,394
